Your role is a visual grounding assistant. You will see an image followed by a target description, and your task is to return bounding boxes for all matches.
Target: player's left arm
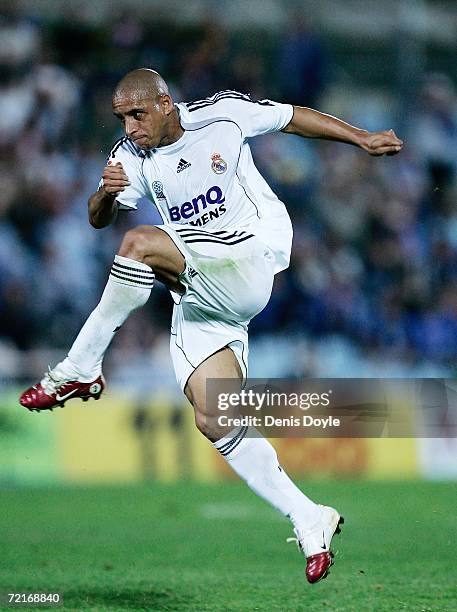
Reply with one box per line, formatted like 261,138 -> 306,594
282,106 -> 403,156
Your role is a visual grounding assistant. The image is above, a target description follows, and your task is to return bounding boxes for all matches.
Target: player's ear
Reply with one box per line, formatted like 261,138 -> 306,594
160,94 -> 173,115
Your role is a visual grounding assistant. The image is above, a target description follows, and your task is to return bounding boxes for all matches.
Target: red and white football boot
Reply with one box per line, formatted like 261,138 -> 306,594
288,505 -> 344,584
19,368 -> 105,412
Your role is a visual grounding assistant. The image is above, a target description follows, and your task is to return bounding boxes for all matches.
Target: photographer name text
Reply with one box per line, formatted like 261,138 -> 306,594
217,415 -> 341,428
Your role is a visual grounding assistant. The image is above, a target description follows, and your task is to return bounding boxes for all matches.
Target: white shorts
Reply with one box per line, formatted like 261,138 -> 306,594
158,224 -> 276,391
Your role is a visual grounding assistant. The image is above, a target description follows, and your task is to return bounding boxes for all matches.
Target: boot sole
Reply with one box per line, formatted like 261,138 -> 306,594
27,393 -> 102,412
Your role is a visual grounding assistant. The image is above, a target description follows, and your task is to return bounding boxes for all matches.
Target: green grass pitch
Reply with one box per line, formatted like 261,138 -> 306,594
1,480 -> 456,611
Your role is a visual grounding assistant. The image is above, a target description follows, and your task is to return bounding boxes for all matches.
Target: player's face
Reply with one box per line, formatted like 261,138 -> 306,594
112,92 -> 172,150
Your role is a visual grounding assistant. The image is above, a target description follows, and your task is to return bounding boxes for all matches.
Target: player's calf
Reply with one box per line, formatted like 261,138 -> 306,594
185,347 -> 243,442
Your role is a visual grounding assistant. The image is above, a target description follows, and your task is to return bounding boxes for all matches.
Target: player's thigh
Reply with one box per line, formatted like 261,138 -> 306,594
118,225 -> 185,289
185,346 -> 242,440
167,227 -> 276,322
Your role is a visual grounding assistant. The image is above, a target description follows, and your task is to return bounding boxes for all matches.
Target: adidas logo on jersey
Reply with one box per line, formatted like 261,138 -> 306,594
177,158 -> 191,173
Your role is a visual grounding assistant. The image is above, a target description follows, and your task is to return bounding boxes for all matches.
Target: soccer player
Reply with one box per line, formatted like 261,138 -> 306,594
20,69 -> 403,583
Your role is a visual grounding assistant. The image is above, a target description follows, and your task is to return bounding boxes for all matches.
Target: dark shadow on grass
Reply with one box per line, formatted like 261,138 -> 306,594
64,586 -> 190,610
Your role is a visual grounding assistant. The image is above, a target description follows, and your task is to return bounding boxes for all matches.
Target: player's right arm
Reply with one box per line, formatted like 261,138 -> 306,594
88,138 -> 147,228
88,162 -> 130,228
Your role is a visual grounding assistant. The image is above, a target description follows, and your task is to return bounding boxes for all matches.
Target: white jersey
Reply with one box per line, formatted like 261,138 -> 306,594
104,91 -> 294,273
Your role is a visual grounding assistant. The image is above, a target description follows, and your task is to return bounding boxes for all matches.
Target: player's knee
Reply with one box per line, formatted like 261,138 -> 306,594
118,226 -> 159,263
194,411 -> 212,439
194,407 -> 224,442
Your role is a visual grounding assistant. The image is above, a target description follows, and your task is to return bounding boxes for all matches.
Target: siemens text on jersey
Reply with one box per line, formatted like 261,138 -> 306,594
169,185 -> 226,225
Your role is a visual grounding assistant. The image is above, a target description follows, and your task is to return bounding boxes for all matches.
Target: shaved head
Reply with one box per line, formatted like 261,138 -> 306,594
113,69 -> 170,104
111,68 -> 182,149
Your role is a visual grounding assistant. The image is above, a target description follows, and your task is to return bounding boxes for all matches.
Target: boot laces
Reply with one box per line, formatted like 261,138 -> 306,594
40,367 -> 71,396
286,534 -> 304,553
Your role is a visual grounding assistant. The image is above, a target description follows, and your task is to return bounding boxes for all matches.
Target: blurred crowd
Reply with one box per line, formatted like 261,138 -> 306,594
0,5 -> 456,386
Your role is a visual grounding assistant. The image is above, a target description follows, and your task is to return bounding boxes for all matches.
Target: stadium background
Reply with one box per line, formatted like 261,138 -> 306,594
1,1 -> 456,609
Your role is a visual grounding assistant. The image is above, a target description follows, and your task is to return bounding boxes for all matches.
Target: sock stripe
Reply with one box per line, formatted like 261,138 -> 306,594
216,426 -> 244,453
112,262 -> 154,278
220,426 -> 248,456
111,266 -> 155,281
109,270 -> 155,287
217,426 -> 248,457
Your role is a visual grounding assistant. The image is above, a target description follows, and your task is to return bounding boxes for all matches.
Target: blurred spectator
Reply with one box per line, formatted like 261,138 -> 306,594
408,73 -> 457,182
276,12 -> 329,107
179,21 -> 229,100
0,3 -> 40,68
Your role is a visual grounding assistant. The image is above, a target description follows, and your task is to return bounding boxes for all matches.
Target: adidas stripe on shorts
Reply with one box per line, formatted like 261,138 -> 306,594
158,223 -> 276,390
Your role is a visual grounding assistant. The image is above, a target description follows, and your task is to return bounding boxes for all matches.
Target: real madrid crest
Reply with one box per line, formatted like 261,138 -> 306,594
211,153 -> 227,174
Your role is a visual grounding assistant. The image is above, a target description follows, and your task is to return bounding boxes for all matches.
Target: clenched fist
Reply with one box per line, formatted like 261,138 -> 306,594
101,161 -> 131,196
359,129 -> 404,156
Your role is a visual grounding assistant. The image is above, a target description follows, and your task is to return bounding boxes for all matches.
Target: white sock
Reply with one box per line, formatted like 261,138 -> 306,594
214,427 -> 321,530
54,255 -> 154,381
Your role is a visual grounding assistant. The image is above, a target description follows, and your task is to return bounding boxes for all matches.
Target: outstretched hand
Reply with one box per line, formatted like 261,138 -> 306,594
102,161 -> 131,196
359,129 -> 403,156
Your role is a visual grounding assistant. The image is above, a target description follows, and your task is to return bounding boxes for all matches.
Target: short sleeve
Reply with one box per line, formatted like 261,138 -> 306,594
98,137 -> 148,210
180,92 -> 293,139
